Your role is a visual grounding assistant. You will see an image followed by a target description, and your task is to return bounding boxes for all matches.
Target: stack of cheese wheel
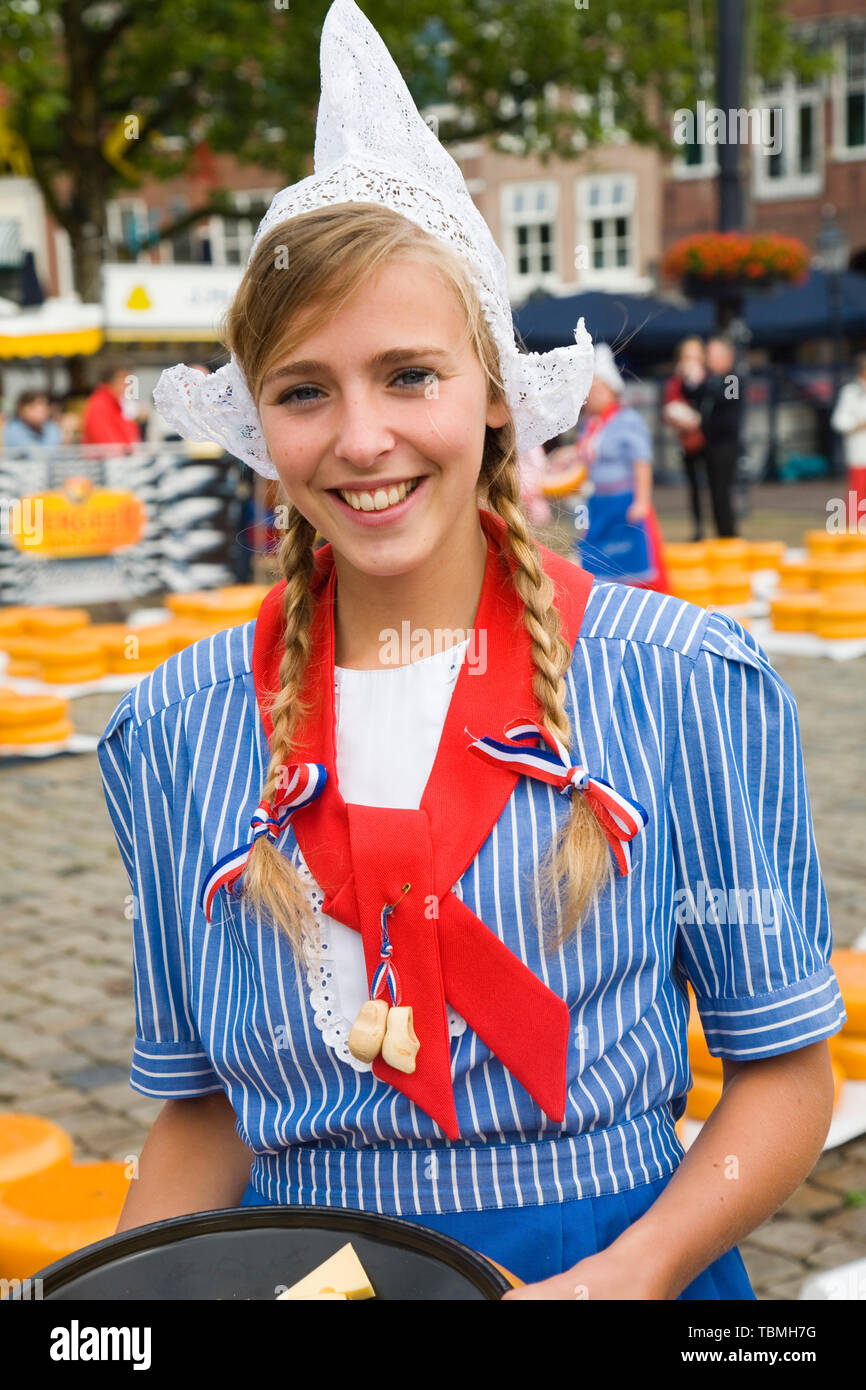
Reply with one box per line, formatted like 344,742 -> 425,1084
828,950 -> 866,1080
0,1160 -> 131,1281
813,552 -> 866,593
744,540 -> 786,572
663,543 -> 715,607
0,608 -> 92,678
27,631 -> 108,684
777,554 -> 818,591
89,623 -> 173,674
771,542 -> 825,633
702,538 -> 752,607
802,530 -> 866,638
685,984 -> 845,1123
0,689 -> 74,747
20,608 -> 91,639
770,591 -> 826,632
166,585 -> 270,630
0,634 -> 43,678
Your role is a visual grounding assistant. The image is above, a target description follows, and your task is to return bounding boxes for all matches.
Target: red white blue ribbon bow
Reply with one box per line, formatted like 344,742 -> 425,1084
200,762 -> 327,922
369,895 -> 406,1007
465,720 -> 648,875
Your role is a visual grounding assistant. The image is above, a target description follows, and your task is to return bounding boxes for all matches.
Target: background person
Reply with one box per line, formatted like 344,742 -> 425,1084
697,336 -> 741,538
572,343 -> 670,593
663,336 -> 707,542
1,389 -> 63,451
830,351 -> 866,531
81,360 -> 143,448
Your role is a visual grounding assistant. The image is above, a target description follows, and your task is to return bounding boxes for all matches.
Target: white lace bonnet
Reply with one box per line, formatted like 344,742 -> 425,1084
152,0 -> 595,480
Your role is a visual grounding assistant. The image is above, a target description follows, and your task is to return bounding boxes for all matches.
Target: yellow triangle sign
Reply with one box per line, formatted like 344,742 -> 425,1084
126,285 -> 151,310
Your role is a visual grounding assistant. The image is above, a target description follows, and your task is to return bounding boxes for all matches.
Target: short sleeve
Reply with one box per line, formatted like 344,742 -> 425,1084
97,695 -> 224,1099
623,409 -> 652,462
669,610 -> 847,1059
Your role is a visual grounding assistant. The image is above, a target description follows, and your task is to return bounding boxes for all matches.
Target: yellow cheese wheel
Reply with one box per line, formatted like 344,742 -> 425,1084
812,590 -> 866,640
0,608 -> 30,637
28,633 -> 108,683
667,567 -> 715,606
20,608 -> 91,636
712,568 -> 752,605
0,1161 -> 131,1281
831,1035 -> 866,1080
804,529 -> 848,558
0,1114 -> 74,1186
745,540 -> 786,571
813,555 -> 866,592
162,619 -> 227,651
663,542 -> 708,571
769,590 -> 825,632
89,626 -> 172,674
0,693 -> 69,729
0,717 -> 74,744
832,1058 -> 845,1107
830,950 -> 866,1032
685,1070 -> 724,1120
0,634 -> 41,659
5,659 -> 41,678
778,557 -> 818,591
838,533 -> 866,557
217,585 -> 271,607
703,538 -> 749,569
539,460 -> 588,498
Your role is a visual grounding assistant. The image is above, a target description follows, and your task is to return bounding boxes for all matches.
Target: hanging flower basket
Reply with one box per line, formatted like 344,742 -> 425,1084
661,232 -> 811,298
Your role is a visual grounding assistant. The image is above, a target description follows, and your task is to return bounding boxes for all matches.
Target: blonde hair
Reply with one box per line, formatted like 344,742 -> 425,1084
222,202 -> 612,954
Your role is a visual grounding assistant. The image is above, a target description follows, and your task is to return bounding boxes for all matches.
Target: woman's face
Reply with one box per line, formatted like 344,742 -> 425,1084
257,257 -> 509,579
585,378 -> 617,414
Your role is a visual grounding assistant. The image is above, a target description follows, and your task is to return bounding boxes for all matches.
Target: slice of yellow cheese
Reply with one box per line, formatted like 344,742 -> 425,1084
276,1242 -> 375,1301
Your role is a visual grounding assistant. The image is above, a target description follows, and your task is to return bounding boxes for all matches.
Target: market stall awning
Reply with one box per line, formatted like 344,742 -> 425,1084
512,270 -> 866,358
0,299 -> 104,359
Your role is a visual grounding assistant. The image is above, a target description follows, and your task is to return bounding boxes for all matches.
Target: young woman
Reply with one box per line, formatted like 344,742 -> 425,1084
97,200 -> 845,1300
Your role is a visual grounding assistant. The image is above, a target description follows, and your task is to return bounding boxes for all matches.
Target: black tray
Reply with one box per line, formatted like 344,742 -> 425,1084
21,1204 -> 512,1300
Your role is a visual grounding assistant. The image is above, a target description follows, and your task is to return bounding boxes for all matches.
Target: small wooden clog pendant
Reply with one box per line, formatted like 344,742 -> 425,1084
347,998 -> 390,1063
381,1005 -> 420,1074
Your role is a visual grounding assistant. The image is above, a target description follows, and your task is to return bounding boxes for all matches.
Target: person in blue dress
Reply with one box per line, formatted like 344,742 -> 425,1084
571,344 -> 671,593
95,0 -> 846,1301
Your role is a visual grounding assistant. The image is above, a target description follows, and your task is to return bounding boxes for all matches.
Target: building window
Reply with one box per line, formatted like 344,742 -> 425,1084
106,199 -> 150,259
210,189 -> 278,266
844,32 -> 866,149
0,217 -> 22,268
753,72 -> 823,197
576,174 -> 636,279
501,182 -> 558,294
167,197 -> 195,263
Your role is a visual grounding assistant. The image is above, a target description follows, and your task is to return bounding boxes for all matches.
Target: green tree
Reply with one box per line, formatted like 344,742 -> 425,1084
0,0 -> 830,306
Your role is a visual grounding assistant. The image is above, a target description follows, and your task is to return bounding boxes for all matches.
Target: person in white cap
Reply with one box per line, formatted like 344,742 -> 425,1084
567,343 -> 670,592
96,0 -> 842,1304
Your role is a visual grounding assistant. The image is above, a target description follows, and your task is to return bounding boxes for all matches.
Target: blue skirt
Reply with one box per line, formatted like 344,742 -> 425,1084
238,1166 -> 755,1300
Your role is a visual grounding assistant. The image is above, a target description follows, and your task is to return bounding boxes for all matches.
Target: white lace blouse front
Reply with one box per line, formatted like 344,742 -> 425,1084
297,638 -> 470,1071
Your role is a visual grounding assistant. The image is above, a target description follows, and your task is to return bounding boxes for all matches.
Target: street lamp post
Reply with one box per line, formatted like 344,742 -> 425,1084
815,204 -> 848,478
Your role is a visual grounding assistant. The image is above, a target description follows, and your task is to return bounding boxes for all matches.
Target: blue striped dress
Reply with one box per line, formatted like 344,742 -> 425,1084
96,579 -> 846,1298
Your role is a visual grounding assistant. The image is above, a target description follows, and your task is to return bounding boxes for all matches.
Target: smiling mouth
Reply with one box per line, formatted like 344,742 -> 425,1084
332,477 -> 423,512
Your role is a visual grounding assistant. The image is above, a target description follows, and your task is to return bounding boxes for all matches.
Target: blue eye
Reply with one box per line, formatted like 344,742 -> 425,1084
276,367 -> 439,407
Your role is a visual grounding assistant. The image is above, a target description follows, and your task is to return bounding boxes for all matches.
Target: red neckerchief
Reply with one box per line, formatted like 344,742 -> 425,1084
579,398 -> 621,464
252,507 -> 593,1138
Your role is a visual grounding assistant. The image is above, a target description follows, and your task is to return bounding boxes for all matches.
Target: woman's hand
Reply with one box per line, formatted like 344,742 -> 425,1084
500,1246 -> 673,1301
626,498 -> 650,523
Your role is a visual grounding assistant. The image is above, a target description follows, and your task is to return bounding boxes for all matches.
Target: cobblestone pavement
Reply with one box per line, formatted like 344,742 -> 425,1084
1,481 -> 864,1298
